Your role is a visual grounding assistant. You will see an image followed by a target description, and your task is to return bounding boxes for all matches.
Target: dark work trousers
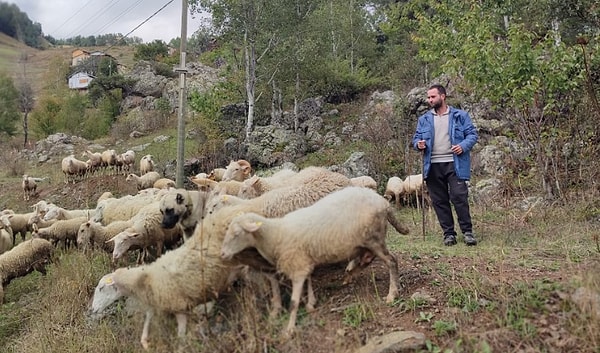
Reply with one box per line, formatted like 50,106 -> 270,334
425,162 -> 472,237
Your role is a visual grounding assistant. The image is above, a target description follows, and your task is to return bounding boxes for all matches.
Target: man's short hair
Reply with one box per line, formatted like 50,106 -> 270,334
428,84 -> 446,96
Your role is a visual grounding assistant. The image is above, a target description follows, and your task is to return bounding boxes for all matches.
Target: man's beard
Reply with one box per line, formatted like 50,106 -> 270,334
430,100 -> 442,110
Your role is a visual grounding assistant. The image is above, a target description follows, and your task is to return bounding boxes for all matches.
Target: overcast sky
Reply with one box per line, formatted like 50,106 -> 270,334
9,0 -> 209,43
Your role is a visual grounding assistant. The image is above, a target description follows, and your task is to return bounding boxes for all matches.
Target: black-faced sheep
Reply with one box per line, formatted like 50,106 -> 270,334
0,238 -> 53,303
22,174 -> 37,201
107,202 -> 183,263
126,172 -> 161,191
159,188 -> 203,240
220,186 -> 408,334
222,159 -> 253,181
89,232 -> 233,350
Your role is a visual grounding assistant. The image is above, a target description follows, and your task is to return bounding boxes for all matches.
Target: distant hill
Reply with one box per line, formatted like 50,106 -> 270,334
0,32 -> 136,98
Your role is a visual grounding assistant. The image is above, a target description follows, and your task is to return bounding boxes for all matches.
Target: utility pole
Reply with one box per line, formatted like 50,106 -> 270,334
175,0 -> 189,188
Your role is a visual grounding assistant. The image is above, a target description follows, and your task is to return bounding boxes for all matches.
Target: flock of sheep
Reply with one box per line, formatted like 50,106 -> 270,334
2,156 -> 429,350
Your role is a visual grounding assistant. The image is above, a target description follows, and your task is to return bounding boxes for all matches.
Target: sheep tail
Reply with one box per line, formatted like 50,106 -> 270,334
386,208 -> 409,235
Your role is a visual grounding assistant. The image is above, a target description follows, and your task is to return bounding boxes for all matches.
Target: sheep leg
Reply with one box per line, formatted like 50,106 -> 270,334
266,273 -> 283,319
305,277 -> 316,312
175,313 -> 188,339
141,309 -> 154,350
285,274 -> 307,334
369,246 -> 399,303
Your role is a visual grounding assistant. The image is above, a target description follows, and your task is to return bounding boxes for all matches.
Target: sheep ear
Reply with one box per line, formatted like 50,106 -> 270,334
101,275 -> 116,286
241,220 -> 262,233
106,235 -> 117,243
248,175 -> 259,185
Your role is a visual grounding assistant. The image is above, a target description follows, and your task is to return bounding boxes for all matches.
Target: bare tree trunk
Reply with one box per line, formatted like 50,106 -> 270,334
244,30 -> 256,141
23,112 -> 28,147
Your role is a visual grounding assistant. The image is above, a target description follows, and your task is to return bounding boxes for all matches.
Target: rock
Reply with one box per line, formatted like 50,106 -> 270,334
330,151 -> 371,178
353,331 -> 426,353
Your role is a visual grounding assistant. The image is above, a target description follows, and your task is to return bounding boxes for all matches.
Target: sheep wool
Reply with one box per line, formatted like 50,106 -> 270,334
90,232 -> 232,350
220,186 -> 408,333
0,238 -> 53,303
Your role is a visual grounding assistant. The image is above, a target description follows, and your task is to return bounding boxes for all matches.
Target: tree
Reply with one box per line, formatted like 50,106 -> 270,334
17,81 -> 34,147
0,72 -> 20,136
134,40 -> 170,62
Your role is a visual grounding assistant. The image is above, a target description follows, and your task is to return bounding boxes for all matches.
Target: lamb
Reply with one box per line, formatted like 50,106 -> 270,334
0,238 -> 53,303
89,231 -> 234,350
153,178 -> 176,189
222,159 -> 253,181
237,169 -> 299,199
126,171 -> 161,191
83,150 -> 103,175
22,174 -> 38,201
139,154 -> 155,175
107,202 -> 183,263
220,186 -> 408,333
31,217 -> 87,249
62,156 -> 89,184
159,188 -> 203,240
384,176 -> 405,208
0,217 -> 13,254
350,175 -> 378,190
77,220 -> 132,252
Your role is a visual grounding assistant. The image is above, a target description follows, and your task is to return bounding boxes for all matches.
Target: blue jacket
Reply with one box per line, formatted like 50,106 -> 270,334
412,106 -> 478,180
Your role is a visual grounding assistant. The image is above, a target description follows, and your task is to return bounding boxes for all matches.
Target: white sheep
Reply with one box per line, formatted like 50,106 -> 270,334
100,149 -> 118,175
402,174 -> 429,209
77,220 -> 132,252
3,212 -> 34,245
97,192 -> 114,203
0,217 -> 13,255
222,159 -> 253,181
126,171 -> 161,191
220,186 -> 408,334
190,177 -> 244,196
200,166 -> 353,316
237,169 -> 298,199
350,175 -> 378,190
43,206 -> 93,221
139,154 -> 155,175
92,193 -> 158,225
22,174 -> 37,201
89,232 -> 234,350
120,150 -> 136,174
0,238 -> 53,303
207,167 -> 226,181
83,150 -> 103,175
384,176 -> 405,208
62,156 -> 89,184
31,216 -> 88,249
153,178 -> 176,189
27,213 -> 56,230
107,202 -> 183,263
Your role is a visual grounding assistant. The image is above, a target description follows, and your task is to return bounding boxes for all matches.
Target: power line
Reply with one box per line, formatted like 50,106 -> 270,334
104,0 -> 175,51
63,0 -> 122,39
94,0 -> 145,35
48,0 -> 96,35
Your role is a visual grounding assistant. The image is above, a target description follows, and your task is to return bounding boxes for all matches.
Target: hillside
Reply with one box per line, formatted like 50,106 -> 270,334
0,34 -> 135,97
